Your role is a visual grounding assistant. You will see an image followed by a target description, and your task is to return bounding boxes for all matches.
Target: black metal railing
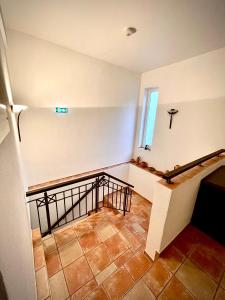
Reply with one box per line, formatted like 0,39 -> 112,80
163,149 -> 225,184
26,172 -> 133,236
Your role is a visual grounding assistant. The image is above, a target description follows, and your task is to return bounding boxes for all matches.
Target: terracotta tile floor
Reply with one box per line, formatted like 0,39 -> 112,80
33,193 -> 225,300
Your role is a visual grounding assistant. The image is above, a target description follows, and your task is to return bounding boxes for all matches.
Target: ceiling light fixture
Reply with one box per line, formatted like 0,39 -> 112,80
125,27 -> 137,36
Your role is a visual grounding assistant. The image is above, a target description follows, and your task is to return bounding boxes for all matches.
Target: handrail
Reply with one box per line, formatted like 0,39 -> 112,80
163,149 -> 225,184
106,173 -> 134,188
27,172 -> 133,236
26,171 -> 133,197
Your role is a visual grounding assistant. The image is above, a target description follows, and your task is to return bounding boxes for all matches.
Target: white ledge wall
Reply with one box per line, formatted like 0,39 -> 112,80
6,29 -> 140,186
146,157 -> 225,260
128,163 -> 159,202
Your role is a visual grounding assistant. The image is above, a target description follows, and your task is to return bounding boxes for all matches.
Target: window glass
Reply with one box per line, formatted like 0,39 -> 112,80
140,89 -> 158,148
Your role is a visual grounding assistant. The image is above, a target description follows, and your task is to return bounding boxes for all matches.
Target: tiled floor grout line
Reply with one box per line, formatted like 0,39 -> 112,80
212,269 -> 225,300
35,239 -> 52,300
154,262 -> 176,300
50,225 -> 93,298
162,242 -> 221,300
172,250 -> 198,299
36,198 -> 225,300
187,236 -> 225,298
50,217 -> 133,298
82,255 -> 98,292
118,269 -> 136,300
189,252 -> 222,285
120,274 -> 147,299
86,227 -> 133,298
53,236 -> 70,299
121,251 -> 153,298
186,240 -> 224,296
88,221 -> 149,298
58,243 -> 84,269
42,200 -> 152,299
100,279 -> 112,300
156,254 -> 190,299
70,220 -> 120,299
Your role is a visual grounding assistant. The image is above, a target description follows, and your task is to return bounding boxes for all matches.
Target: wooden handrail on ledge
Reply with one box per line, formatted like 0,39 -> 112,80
26,171 -> 134,197
163,149 -> 225,184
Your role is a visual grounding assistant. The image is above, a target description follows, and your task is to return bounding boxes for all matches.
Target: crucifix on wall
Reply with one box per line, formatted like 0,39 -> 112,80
167,109 -> 178,129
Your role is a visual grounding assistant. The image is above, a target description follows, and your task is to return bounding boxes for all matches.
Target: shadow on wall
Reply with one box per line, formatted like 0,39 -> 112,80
0,271 -> 8,300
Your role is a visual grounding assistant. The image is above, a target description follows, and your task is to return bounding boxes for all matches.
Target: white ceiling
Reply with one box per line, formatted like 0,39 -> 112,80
1,0 -> 225,72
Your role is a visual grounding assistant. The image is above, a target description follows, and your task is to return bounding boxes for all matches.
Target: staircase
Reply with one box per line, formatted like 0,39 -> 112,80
32,228 -> 50,300
27,172 -> 133,237
28,172 -> 134,299
32,205 -> 126,300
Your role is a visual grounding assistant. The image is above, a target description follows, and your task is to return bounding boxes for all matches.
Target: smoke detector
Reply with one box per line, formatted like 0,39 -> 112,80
125,27 -> 137,36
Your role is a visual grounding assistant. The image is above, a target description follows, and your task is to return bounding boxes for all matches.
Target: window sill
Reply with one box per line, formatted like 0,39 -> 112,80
138,146 -> 151,151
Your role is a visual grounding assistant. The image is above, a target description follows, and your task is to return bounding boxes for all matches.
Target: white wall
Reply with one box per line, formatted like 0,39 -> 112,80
6,30 -> 140,186
0,113 -> 37,300
106,163 -> 130,182
134,47 -> 225,172
0,21 -> 36,299
128,163 -> 159,202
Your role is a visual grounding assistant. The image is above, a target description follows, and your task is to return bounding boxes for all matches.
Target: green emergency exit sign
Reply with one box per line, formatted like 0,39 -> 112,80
56,107 -> 68,113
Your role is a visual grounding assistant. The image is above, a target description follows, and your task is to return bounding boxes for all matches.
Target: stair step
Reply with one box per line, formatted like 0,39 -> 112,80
32,228 -> 51,300
31,205 -> 125,299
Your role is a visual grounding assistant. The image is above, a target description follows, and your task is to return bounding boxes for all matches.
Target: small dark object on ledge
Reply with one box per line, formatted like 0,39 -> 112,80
154,170 -> 165,177
148,167 -> 156,172
140,161 -> 148,168
174,165 -> 181,170
136,156 -> 141,165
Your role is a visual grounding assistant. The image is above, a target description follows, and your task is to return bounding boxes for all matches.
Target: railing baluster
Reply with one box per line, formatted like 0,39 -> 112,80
79,187 -> 81,217
119,188 -> 122,210
108,176 -> 110,208
129,190 -> 132,211
116,184 -> 119,210
126,188 -> 129,213
71,189 -> 74,220
44,192 -> 51,234
54,197 -> 57,227
36,200 -> 42,234
27,173 -> 133,237
123,187 -> 128,216
91,183 -> 93,212
126,188 -> 130,211
85,185 -> 87,214
63,191 -> 67,224
111,183 -> 114,207
95,177 -> 99,212
102,183 -> 104,208
55,194 -> 59,227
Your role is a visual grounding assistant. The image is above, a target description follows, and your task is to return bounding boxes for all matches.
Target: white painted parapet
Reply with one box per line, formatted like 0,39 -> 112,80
128,163 -> 159,202
145,155 -> 225,260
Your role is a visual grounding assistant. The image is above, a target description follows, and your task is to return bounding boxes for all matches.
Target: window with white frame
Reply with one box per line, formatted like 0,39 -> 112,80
139,88 -> 158,149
